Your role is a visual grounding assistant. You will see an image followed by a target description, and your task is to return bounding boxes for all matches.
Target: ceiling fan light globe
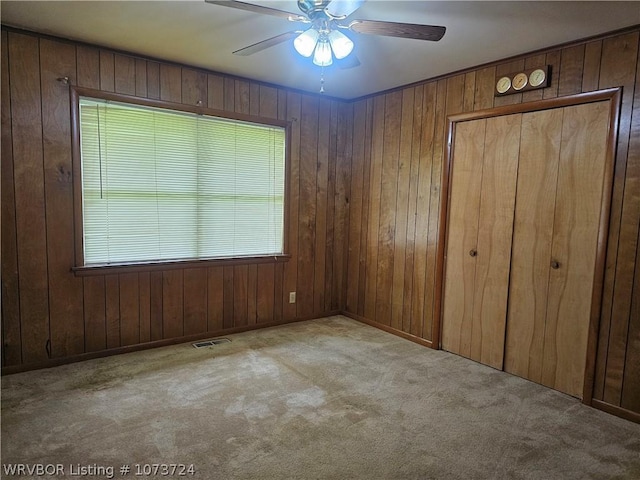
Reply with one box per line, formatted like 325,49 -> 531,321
328,29 -> 354,59
313,40 -> 333,66
294,29 -> 319,57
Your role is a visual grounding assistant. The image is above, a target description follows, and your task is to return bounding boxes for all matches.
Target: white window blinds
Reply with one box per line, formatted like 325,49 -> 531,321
79,98 -> 285,266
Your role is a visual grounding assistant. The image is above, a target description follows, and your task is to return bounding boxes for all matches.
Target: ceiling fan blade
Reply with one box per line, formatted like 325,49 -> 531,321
233,31 -> 301,56
337,54 -> 360,69
348,19 -> 446,41
205,0 -> 308,22
325,0 -> 367,18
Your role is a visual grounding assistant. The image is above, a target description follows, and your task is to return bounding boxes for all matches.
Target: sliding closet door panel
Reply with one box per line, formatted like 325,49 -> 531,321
470,113 -> 521,368
442,119 -> 486,358
542,101 -> 610,398
504,109 -> 564,382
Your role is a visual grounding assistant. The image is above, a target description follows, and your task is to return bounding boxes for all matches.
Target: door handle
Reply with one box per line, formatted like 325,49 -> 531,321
469,249 -> 477,257
551,260 -> 560,270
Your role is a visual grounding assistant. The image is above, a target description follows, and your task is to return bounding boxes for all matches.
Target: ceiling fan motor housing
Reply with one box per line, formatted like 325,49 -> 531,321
298,0 -> 333,18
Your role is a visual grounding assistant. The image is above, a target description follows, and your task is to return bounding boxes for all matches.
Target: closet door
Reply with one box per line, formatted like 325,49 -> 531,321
441,119 -> 485,359
469,114 -> 521,368
504,109 -> 564,383
442,114 -> 520,368
505,101 -> 610,399
541,101 -> 610,398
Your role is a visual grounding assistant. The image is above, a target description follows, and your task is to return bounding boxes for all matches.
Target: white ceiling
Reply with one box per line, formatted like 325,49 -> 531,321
2,1 -> 639,99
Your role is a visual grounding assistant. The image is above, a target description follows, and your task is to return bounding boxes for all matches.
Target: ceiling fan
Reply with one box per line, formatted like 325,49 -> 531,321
205,0 -> 446,68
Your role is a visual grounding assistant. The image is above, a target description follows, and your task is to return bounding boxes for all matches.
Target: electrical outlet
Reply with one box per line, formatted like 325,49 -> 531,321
289,292 -> 296,304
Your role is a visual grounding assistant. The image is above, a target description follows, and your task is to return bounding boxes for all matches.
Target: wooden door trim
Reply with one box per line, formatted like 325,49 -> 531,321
433,88 -> 622,405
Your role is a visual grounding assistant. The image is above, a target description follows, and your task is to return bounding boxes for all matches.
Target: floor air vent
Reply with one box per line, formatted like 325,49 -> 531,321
192,338 -> 231,349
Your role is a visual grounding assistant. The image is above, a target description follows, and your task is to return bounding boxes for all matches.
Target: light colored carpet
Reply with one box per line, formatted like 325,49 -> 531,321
2,315 -> 640,479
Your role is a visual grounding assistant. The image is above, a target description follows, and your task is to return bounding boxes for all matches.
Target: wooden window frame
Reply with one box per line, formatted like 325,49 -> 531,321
70,86 -> 292,276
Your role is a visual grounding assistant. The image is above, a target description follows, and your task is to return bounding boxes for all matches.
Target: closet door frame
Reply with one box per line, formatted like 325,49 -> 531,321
434,88 -> 622,405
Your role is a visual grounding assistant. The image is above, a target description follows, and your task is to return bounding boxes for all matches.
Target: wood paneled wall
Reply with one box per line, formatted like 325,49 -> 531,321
343,27 -> 640,417
2,25 -> 639,420
1,29 -> 350,370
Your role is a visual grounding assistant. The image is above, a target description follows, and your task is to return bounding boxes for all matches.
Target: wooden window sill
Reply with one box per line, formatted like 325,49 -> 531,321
72,254 -> 291,276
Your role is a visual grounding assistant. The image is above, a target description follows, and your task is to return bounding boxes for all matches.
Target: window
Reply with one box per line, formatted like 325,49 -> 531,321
75,93 -> 286,268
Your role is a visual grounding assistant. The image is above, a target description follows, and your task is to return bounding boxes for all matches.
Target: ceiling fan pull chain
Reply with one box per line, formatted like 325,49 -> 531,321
320,67 -> 325,94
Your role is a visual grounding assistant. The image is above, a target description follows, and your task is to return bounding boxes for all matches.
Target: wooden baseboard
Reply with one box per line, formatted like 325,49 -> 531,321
341,311 -> 434,349
591,399 -> 640,424
1,311 -> 341,376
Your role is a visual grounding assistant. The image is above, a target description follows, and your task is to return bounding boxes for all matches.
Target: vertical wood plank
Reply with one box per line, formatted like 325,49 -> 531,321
1,30 -> 21,366
99,50 -> 114,92
410,82 -> 437,338
390,88 -> 414,331
139,272 -> 151,343
233,265 -> 248,326
558,44 -> 585,97
135,59 -> 148,97
297,95 -> 319,317
257,264 -> 275,323
114,54 -> 135,95
259,85 -> 278,118
105,275 -> 120,349
376,91 -> 403,325
357,99 -> 374,316
582,41 -> 603,92
277,89 -> 288,120
314,100 -> 330,314
207,267 -> 224,332
76,45 -> 100,89
182,68 -> 207,106
149,271 -> 163,340
160,64 -> 181,103
162,270 -> 184,339
283,92 -> 301,320
274,263 -> 284,321
147,61 -> 160,100
235,79 -> 250,114
223,266 -> 234,328
247,265 -> 258,325
9,33 -> 50,363
422,79 -> 448,341
324,101 -> 338,312
334,102 -> 352,311
208,74 -> 224,110
463,72 -> 476,112
474,66 -> 496,111
40,38 -> 84,358
224,77 -> 235,111
346,100 -> 367,312
402,86 -> 424,333
364,96 -> 385,320
184,268 -> 207,335
250,82 -> 260,116
83,277 -> 106,352
119,273 -> 140,347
